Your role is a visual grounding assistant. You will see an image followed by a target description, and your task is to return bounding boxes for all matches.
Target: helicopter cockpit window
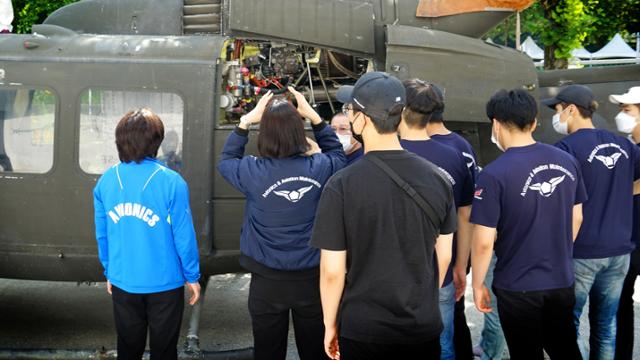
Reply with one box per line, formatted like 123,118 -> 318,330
79,89 -> 184,174
0,88 -> 56,173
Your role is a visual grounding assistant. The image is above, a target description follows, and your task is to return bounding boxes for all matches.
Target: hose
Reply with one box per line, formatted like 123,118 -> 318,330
327,51 -> 362,79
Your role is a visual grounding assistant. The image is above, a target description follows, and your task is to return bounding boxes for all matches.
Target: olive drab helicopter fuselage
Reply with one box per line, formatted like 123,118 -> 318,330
0,0 -> 638,283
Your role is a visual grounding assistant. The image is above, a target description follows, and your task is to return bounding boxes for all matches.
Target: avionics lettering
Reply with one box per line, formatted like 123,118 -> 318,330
108,202 -> 160,227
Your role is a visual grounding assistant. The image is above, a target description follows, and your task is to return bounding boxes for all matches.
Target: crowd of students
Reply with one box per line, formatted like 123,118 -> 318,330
93,72 -> 640,360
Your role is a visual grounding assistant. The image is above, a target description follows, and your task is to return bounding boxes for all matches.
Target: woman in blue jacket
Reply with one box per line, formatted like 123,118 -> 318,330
218,88 -> 346,360
93,108 -> 201,360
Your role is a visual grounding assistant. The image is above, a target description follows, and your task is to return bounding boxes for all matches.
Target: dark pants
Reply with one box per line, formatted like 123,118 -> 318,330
111,285 -> 184,360
616,248 -> 640,360
339,336 -> 440,360
248,273 -> 328,360
454,295 -> 473,359
494,286 -> 581,360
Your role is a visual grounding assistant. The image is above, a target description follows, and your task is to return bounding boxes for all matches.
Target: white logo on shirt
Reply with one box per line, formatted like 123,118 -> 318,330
594,153 -> 623,169
528,175 -> 566,197
437,167 -> 456,186
262,176 -> 322,202
462,152 -> 476,169
273,186 -> 314,203
587,143 -> 628,170
521,164 -> 576,197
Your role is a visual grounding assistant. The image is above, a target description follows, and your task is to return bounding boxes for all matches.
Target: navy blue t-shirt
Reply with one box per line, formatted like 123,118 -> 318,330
555,129 -> 640,259
470,143 -> 587,292
347,147 -> 364,166
401,139 -> 474,208
401,139 -> 474,287
431,132 -> 479,181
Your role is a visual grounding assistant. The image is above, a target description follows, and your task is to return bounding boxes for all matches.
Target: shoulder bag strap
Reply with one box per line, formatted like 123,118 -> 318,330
366,155 -> 441,228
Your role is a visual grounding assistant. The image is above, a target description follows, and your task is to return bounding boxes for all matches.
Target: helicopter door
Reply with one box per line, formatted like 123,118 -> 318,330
226,0 -> 375,55
385,25 -> 539,123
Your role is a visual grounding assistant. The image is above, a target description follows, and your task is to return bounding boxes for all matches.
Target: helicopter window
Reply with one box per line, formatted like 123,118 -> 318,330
78,89 -> 184,174
0,88 -> 56,173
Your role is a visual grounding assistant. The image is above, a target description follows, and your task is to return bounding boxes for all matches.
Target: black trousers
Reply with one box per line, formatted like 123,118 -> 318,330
339,336 -> 440,360
111,285 -> 184,360
616,248 -> 640,360
494,285 -> 581,360
248,273 -> 328,360
454,295 -> 473,359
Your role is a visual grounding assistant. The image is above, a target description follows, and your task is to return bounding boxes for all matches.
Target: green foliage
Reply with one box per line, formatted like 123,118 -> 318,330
583,0 -> 640,48
485,0 -> 638,69
485,4 -> 547,46
11,0 -> 78,34
536,0 -> 592,61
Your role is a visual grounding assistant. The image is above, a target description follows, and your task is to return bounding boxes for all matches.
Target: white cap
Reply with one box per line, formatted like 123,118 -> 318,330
609,87 -> 640,105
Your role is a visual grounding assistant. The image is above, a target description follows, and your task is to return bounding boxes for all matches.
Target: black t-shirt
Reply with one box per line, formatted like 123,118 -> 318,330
310,150 -> 457,344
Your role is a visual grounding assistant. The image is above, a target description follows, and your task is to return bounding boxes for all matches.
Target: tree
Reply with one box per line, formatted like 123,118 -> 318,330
485,0 -> 638,70
11,0 -> 78,34
535,0 -> 592,69
583,0 -> 640,48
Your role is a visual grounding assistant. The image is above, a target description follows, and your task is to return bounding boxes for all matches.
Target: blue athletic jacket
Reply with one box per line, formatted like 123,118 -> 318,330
93,158 -> 200,294
218,122 -> 346,274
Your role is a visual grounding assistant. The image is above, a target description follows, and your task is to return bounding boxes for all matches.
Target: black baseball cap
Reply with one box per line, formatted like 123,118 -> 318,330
541,84 -> 595,110
336,71 -> 406,122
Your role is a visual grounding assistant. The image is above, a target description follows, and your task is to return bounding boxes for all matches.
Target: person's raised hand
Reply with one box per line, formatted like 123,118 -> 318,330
245,91 -> 274,124
288,86 -> 321,125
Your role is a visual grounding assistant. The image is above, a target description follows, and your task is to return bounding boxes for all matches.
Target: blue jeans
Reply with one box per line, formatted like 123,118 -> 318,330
574,254 -> 630,360
480,254 -> 507,360
439,282 -> 456,360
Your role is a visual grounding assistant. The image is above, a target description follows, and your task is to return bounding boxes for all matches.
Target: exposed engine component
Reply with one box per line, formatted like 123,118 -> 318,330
219,39 -> 368,124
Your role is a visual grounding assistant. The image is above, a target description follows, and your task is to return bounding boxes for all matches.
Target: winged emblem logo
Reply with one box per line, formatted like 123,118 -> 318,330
594,152 -> 622,169
273,185 -> 314,203
528,175 -> 566,197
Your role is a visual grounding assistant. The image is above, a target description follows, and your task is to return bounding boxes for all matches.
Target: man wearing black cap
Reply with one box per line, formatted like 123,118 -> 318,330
310,71 -> 457,360
543,84 -> 640,359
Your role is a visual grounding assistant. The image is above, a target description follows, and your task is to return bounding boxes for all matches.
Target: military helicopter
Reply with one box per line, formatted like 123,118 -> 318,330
0,0 -> 638,356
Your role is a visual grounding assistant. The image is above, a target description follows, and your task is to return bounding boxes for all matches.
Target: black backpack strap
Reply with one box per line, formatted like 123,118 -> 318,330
366,155 -> 441,228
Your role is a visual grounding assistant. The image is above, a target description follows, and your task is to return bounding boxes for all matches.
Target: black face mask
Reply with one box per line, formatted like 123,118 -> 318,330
350,114 -> 364,144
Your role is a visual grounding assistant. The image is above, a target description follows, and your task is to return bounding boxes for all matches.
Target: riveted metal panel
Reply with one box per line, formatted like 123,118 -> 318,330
228,0 -> 375,55
385,25 -> 538,123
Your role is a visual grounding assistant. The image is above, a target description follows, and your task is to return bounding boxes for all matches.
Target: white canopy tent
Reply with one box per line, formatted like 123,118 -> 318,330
571,47 -> 592,59
521,36 -> 544,60
591,33 -> 637,59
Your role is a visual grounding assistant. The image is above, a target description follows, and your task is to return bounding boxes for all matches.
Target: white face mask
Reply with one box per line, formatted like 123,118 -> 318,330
552,109 -> 569,135
491,127 -> 504,152
615,112 -> 638,134
337,134 -> 353,152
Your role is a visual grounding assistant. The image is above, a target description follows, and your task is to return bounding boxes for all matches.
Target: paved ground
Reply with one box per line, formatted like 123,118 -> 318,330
1,274 -> 639,359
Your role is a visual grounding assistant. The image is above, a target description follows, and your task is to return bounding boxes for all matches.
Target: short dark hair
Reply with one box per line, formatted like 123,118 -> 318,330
355,105 -> 404,134
560,101 -> 598,119
258,100 -> 310,158
403,79 -> 445,128
115,108 -> 164,163
486,89 -> 538,130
